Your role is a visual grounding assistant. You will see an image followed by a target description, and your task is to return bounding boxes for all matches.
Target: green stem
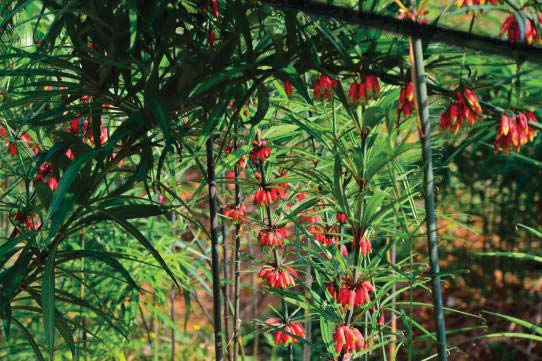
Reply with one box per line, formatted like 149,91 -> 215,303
258,158 -> 292,361
409,35 -> 448,361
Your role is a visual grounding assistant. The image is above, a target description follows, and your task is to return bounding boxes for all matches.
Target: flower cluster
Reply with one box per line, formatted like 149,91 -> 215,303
309,225 -> 348,257
456,0 -> 500,8
249,139 -> 271,163
254,186 -> 281,206
265,318 -> 305,345
314,74 -> 337,100
397,82 -> 415,117
35,162 -> 58,192
398,8 -> 429,23
348,74 -> 380,105
0,126 -> 38,156
259,265 -> 297,289
68,118 -> 88,136
333,325 -> 366,353
353,231 -> 372,257
223,204 -> 247,222
14,212 -> 41,231
204,0 -> 219,45
439,89 -> 483,133
258,226 -> 287,247
299,208 -> 322,224
494,112 -> 538,154
253,172 -> 288,206
501,13 -> 542,45
328,277 -> 374,309
67,115 -> 108,146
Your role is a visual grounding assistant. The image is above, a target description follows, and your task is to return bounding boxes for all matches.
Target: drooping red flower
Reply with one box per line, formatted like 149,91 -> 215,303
336,212 -> 347,224
299,208 -> 322,224
210,0 -> 219,19
259,265 -> 297,288
209,29 -> 215,46
462,89 -> 483,119
35,162 -> 58,192
494,112 -> 537,154
14,212 -> 42,231
68,118 -> 89,136
237,154 -> 248,168
270,171 -> 288,200
7,142 -> 17,156
326,282 -> 339,299
353,232 -> 372,256
314,74 -> 337,100
223,204 -> 248,222
349,74 -> 380,105
283,80 -> 293,97
254,187 -> 275,206
249,139 -> 271,163
259,226 -> 287,247
0,127 -> 38,156
47,177 -> 58,192
397,82 -> 415,117
456,0 -> 500,8
21,133 -> 39,154
296,192 -> 308,203
364,74 -> 380,101
333,325 -> 365,354
440,89 -> 483,132
265,318 -> 305,345
348,81 -> 363,105
501,14 -> 541,45
65,148 -> 75,160
309,224 -> 348,258
335,277 -> 374,309
84,121 -> 109,146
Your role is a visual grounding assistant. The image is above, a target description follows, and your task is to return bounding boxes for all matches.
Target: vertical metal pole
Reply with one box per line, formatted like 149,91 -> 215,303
409,32 -> 448,361
207,133 -> 224,361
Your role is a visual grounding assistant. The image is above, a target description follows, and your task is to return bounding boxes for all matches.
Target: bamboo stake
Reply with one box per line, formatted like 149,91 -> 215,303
408,14 -> 448,361
220,177 -> 231,361
206,133 -> 224,361
233,136 -> 243,361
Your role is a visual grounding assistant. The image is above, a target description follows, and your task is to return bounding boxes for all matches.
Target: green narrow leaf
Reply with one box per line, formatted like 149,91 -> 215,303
483,311 -> 542,335
476,251 -> 542,264
43,151 -> 95,236
99,210 -> 181,289
42,238 -> 61,359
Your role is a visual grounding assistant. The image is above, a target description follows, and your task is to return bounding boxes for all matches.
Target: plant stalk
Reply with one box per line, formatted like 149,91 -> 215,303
206,133 -> 224,361
258,158 -> 293,361
409,31 -> 448,361
233,138 -> 243,361
220,177 -> 231,361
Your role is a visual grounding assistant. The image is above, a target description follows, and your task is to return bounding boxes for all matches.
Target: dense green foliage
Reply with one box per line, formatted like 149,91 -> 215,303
0,0 -> 541,360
